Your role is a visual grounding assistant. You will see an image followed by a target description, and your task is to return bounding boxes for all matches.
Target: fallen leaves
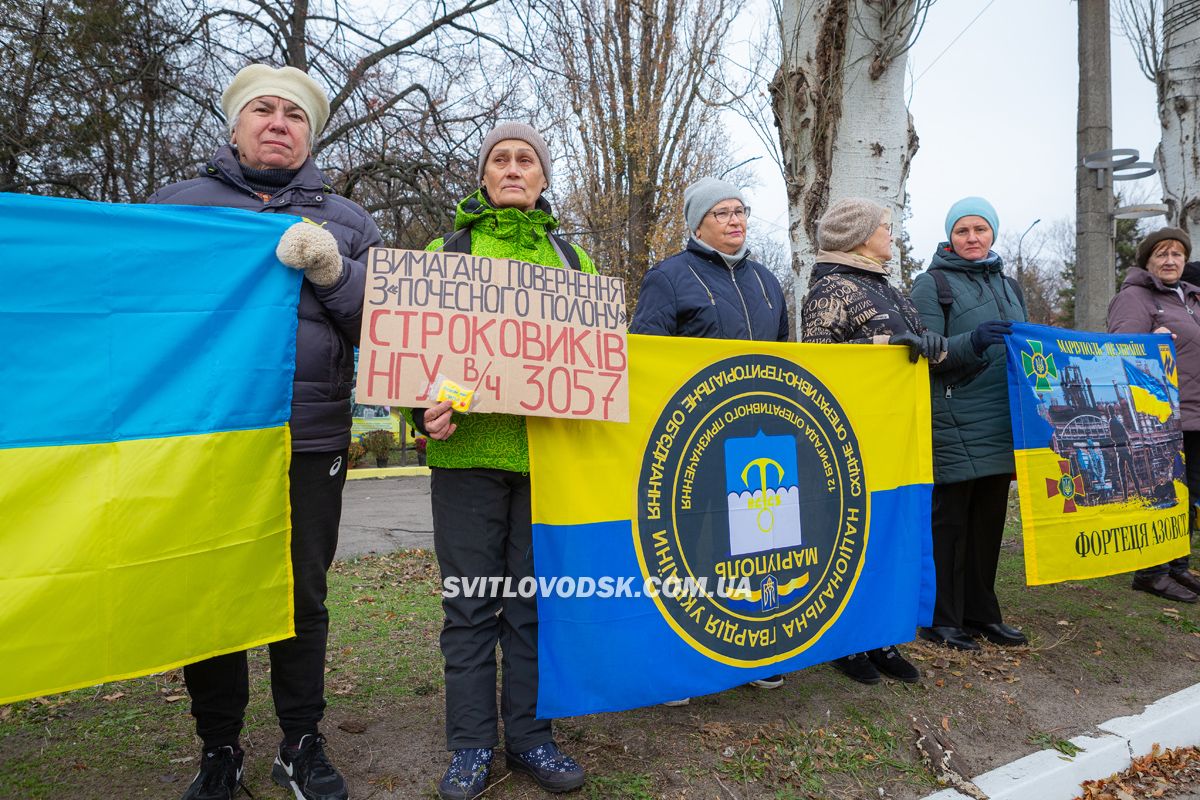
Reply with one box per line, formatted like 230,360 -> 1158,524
1078,743 -> 1200,800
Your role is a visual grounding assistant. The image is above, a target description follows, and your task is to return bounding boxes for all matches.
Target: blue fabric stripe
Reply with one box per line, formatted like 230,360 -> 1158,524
0,194 -> 300,447
533,483 -> 933,718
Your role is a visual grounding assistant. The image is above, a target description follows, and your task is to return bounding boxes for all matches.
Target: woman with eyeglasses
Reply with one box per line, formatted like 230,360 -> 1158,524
909,196 -> 1029,653
799,197 -> 944,686
629,176 -> 788,341
631,177 -> 790,703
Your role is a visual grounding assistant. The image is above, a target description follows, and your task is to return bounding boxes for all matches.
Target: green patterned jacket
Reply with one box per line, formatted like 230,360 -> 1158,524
404,189 -> 597,472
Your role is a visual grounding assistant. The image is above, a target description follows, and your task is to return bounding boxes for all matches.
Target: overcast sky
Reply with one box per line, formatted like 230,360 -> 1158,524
731,0 -> 1163,266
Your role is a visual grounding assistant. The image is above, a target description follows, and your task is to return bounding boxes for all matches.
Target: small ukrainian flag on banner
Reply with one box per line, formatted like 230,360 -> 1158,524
1123,359 -> 1174,423
527,336 -> 935,716
0,193 -> 301,704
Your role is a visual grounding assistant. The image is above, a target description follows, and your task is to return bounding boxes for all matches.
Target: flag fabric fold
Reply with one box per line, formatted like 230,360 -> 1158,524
527,335 -> 934,716
0,193 -> 301,704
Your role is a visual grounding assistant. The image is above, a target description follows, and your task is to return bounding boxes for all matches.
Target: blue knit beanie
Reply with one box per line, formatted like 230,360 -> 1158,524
944,196 -> 999,241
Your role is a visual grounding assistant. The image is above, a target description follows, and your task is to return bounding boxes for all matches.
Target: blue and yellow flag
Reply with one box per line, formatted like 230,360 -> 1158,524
527,336 -> 934,716
0,193 -> 301,704
1005,322 -> 1189,585
1123,359 -> 1174,423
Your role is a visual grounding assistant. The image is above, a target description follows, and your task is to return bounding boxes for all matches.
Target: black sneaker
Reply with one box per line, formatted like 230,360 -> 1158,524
830,652 -> 881,685
271,734 -> 348,800
181,745 -> 247,800
505,741 -> 585,792
867,645 -> 920,683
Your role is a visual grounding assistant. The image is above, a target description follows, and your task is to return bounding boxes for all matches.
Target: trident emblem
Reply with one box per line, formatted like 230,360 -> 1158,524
741,457 -> 784,533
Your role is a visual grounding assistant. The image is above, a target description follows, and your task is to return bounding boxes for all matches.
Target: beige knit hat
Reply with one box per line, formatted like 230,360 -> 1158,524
477,122 -> 552,187
221,64 -> 330,138
817,198 -> 888,252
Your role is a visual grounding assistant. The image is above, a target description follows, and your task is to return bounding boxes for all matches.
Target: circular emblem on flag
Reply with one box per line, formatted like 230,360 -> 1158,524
634,354 -> 868,666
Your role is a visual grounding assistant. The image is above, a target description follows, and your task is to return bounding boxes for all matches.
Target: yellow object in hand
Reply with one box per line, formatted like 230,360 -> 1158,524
436,379 -> 475,412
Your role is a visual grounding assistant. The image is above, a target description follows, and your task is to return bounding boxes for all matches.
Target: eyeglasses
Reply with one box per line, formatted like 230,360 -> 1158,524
708,206 -> 751,223
879,222 -> 893,233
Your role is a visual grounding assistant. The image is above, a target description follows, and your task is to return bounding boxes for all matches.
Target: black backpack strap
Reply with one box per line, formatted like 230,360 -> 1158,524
435,228 -> 472,253
1005,274 -> 1026,310
931,269 -> 954,336
549,232 -> 582,271
435,226 -> 581,271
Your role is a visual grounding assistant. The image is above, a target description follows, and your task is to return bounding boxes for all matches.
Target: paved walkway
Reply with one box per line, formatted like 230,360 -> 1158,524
337,474 -> 433,557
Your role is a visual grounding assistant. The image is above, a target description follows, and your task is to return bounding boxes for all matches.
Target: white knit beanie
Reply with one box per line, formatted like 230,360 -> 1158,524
221,64 -> 330,138
477,122 -> 552,187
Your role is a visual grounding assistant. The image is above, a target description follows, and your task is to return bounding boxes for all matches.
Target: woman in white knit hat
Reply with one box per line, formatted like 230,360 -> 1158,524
150,63 -> 380,800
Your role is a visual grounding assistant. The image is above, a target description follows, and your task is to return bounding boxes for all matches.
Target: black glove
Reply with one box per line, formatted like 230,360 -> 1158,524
971,320 -> 1013,355
920,331 -> 947,361
888,331 -> 924,363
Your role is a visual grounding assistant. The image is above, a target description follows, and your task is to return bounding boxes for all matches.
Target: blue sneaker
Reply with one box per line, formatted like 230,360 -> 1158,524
505,741 -> 585,793
437,748 -> 492,800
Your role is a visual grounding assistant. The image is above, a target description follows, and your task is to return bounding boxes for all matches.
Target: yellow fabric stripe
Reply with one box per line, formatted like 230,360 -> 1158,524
529,335 -> 932,527
1015,447 -> 1189,585
0,427 -> 294,704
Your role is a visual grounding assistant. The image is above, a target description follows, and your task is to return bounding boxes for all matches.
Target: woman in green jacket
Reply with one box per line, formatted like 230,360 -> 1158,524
412,123 -> 594,800
910,197 -> 1029,652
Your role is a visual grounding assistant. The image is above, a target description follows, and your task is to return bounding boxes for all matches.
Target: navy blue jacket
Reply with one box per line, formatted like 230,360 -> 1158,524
630,240 -> 789,341
149,145 -> 382,452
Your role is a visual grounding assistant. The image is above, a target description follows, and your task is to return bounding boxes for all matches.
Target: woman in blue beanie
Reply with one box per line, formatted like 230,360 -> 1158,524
910,197 -> 1029,651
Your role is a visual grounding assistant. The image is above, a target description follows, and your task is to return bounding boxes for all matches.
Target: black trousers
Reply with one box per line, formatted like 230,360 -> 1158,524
431,467 -> 550,753
930,473 -> 1013,628
185,450 -> 347,749
1135,430 -> 1200,579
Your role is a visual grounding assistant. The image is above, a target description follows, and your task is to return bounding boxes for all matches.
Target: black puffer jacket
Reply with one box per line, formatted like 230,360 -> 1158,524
630,239 -> 789,341
149,145 -> 382,452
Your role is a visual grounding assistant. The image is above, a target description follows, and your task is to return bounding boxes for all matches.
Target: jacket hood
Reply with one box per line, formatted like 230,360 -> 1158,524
208,144 -> 332,194
1121,265 -> 1200,297
929,241 -> 1004,273
453,188 -> 559,235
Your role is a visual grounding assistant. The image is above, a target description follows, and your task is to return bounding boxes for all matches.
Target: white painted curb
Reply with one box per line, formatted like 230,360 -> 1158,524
920,681 -> 1200,800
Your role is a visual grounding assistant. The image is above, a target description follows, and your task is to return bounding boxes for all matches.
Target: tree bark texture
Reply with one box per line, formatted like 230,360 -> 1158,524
770,0 -> 922,313
1156,0 -> 1200,240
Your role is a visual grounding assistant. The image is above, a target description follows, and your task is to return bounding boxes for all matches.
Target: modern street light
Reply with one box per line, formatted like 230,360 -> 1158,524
1016,218 -> 1041,285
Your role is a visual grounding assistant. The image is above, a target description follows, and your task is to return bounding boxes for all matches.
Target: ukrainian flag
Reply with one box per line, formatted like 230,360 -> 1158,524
527,335 -> 934,716
1124,359 -> 1174,423
0,193 -> 301,704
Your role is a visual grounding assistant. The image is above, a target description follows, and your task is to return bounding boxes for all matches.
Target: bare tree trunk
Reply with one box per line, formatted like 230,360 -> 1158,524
770,0 -> 928,316
1157,0 -> 1200,238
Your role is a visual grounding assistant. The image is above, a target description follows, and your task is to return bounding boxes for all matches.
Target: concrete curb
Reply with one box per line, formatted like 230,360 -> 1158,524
921,681 -> 1200,800
347,466 -> 431,480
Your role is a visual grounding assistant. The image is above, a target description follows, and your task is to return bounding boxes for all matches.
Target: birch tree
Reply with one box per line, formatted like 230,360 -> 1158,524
769,0 -> 933,296
1116,0 -> 1200,239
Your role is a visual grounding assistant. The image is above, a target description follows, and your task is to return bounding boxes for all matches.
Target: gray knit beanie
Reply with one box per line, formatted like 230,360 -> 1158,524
477,122 -> 552,187
817,198 -> 888,252
684,177 -> 745,233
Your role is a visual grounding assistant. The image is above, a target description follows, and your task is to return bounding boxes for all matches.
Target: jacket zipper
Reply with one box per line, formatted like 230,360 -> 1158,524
728,266 -> 754,336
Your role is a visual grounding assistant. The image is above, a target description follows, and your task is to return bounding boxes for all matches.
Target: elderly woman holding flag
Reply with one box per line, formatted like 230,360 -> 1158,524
149,64 -> 380,800
1107,227 -> 1200,603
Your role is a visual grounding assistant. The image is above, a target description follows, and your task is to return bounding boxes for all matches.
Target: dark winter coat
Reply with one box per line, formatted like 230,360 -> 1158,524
910,244 -> 1028,484
1107,267 -> 1200,430
149,144 -> 382,452
800,260 -> 925,344
629,239 -> 789,342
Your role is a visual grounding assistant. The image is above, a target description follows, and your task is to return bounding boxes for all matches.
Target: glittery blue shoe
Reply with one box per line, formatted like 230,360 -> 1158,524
436,748 -> 492,800
505,741 -> 585,793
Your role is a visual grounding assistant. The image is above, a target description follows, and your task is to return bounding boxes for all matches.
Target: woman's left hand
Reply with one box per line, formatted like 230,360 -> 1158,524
1153,325 -> 1177,340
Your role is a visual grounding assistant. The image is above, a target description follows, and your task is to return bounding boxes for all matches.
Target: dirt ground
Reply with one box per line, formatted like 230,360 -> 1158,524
3,514 -> 1200,800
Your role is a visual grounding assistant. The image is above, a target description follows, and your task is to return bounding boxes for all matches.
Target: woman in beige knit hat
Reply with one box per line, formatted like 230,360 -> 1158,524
800,197 -> 944,686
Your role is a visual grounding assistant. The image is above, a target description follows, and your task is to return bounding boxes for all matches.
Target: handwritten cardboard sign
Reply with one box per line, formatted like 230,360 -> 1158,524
356,247 -> 629,422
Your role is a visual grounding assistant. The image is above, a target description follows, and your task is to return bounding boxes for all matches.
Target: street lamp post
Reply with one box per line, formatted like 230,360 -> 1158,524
1016,218 -> 1041,286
